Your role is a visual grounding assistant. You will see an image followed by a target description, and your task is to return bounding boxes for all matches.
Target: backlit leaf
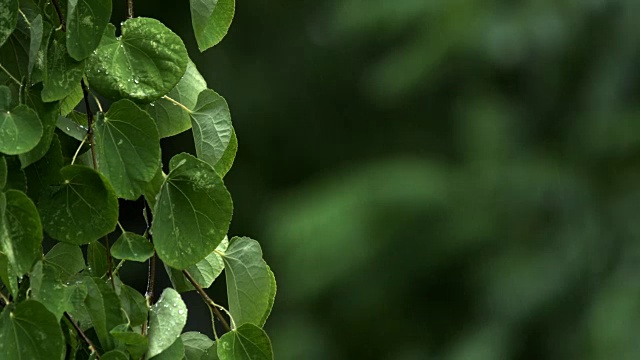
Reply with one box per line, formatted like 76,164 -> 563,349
166,237 -> 228,293
182,332 -> 214,360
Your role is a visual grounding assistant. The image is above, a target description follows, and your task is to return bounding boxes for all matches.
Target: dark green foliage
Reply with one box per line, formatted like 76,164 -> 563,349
0,1 -> 274,359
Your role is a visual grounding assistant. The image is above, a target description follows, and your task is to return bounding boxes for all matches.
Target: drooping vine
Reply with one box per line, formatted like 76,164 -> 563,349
0,0 -> 275,359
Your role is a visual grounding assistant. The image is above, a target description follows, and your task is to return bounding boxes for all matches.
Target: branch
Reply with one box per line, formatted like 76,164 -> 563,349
51,0 -> 66,32
182,270 -> 232,332
65,312 -> 101,359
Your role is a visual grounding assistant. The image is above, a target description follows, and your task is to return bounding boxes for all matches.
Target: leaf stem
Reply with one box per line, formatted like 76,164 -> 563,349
65,312 -> 101,359
0,64 -> 21,86
18,9 -> 31,27
182,269 -> 232,332
162,95 -> 192,113
51,0 -> 66,32
70,135 -> 88,165
127,0 -> 134,19
103,235 -> 116,289
80,79 -> 98,170
0,290 -> 10,305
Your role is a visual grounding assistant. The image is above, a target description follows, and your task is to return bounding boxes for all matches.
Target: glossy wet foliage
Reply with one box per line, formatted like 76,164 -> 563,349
0,1 -> 273,359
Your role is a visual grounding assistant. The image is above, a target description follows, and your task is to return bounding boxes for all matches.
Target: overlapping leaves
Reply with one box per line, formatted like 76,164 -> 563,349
0,1 -> 275,359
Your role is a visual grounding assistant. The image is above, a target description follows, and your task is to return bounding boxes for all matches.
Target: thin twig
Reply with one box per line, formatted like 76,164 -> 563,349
183,270 -> 232,332
51,0 -> 66,31
103,236 -> 115,289
127,0 -> 134,19
80,79 -> 98,170
0,290 -> 10,305
0,64 -> 20,86
65,312 -> 101,359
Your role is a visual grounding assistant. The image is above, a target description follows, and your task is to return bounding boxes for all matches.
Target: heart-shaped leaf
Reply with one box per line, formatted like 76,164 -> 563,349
222,237 -> 275,327
147,59 -> 207,138
87,18 -> 188,102
94,99 -> 161,199
147,288 -> 188,358
66,0 -> 112,60
39,165 -> 119,244
190,89 -> 232,168
111,231 -> 154,262
166,237 -> 228,292
152,153 -> 232,269
0,85 -> 43,155
0,300 -> 65,360
0,189 -> 42,278
217,323 -> 273,360
189,0 -> 235,52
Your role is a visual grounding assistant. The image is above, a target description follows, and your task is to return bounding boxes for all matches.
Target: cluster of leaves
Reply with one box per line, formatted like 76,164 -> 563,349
0,0 -> 275,359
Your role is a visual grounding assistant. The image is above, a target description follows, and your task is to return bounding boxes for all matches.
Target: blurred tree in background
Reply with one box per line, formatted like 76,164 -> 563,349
131,0 -> 640,358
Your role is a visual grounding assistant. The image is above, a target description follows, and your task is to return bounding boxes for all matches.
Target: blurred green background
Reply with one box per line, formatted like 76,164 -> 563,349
122,0 -> 640,358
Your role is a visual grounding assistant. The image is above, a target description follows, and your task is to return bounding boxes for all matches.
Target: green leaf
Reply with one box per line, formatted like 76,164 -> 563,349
0,14 -> 28,83
147,288 -> 188,358
0,0 -> 18,47
87,240 -> 107,277
56,111 -> 88,141
102,350 -> 129,360
87,18 -> 188,102
0,190 -> 42,277
202,343 -> 220,360
25,134 -> 64,200
143,166 -> 165,209
182,332 -> 214,360
44,242 -> 85,280
166,237 -> 228,293
38,165 -> 118,245
110,324 -> 148,358
60,82 -> 83,116
118,283 -> 148,327
146,59 -> 207,138
30,260 -> 76,320
39,164 -> 119,244
0,85 -> 43,155
152,153 -> 233,269
111,231 -> 154,262
189,0 -> 235,52
261,265 -> 276,327
222,237 -> 274,327
0,300 -> 65,360
66,0 -> 112,60
20,86 -> 60,167
214,126 -> 237,178
151,337 -> 185,360
42,36 -> 85,102
94,99 -> 161,199
81,276 -> 126,351
217,323 -> 273,360
27,14 -> 43,76
190,89 -> 232,168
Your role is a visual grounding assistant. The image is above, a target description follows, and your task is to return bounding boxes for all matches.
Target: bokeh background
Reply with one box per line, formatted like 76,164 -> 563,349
116,0 -> 640,359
